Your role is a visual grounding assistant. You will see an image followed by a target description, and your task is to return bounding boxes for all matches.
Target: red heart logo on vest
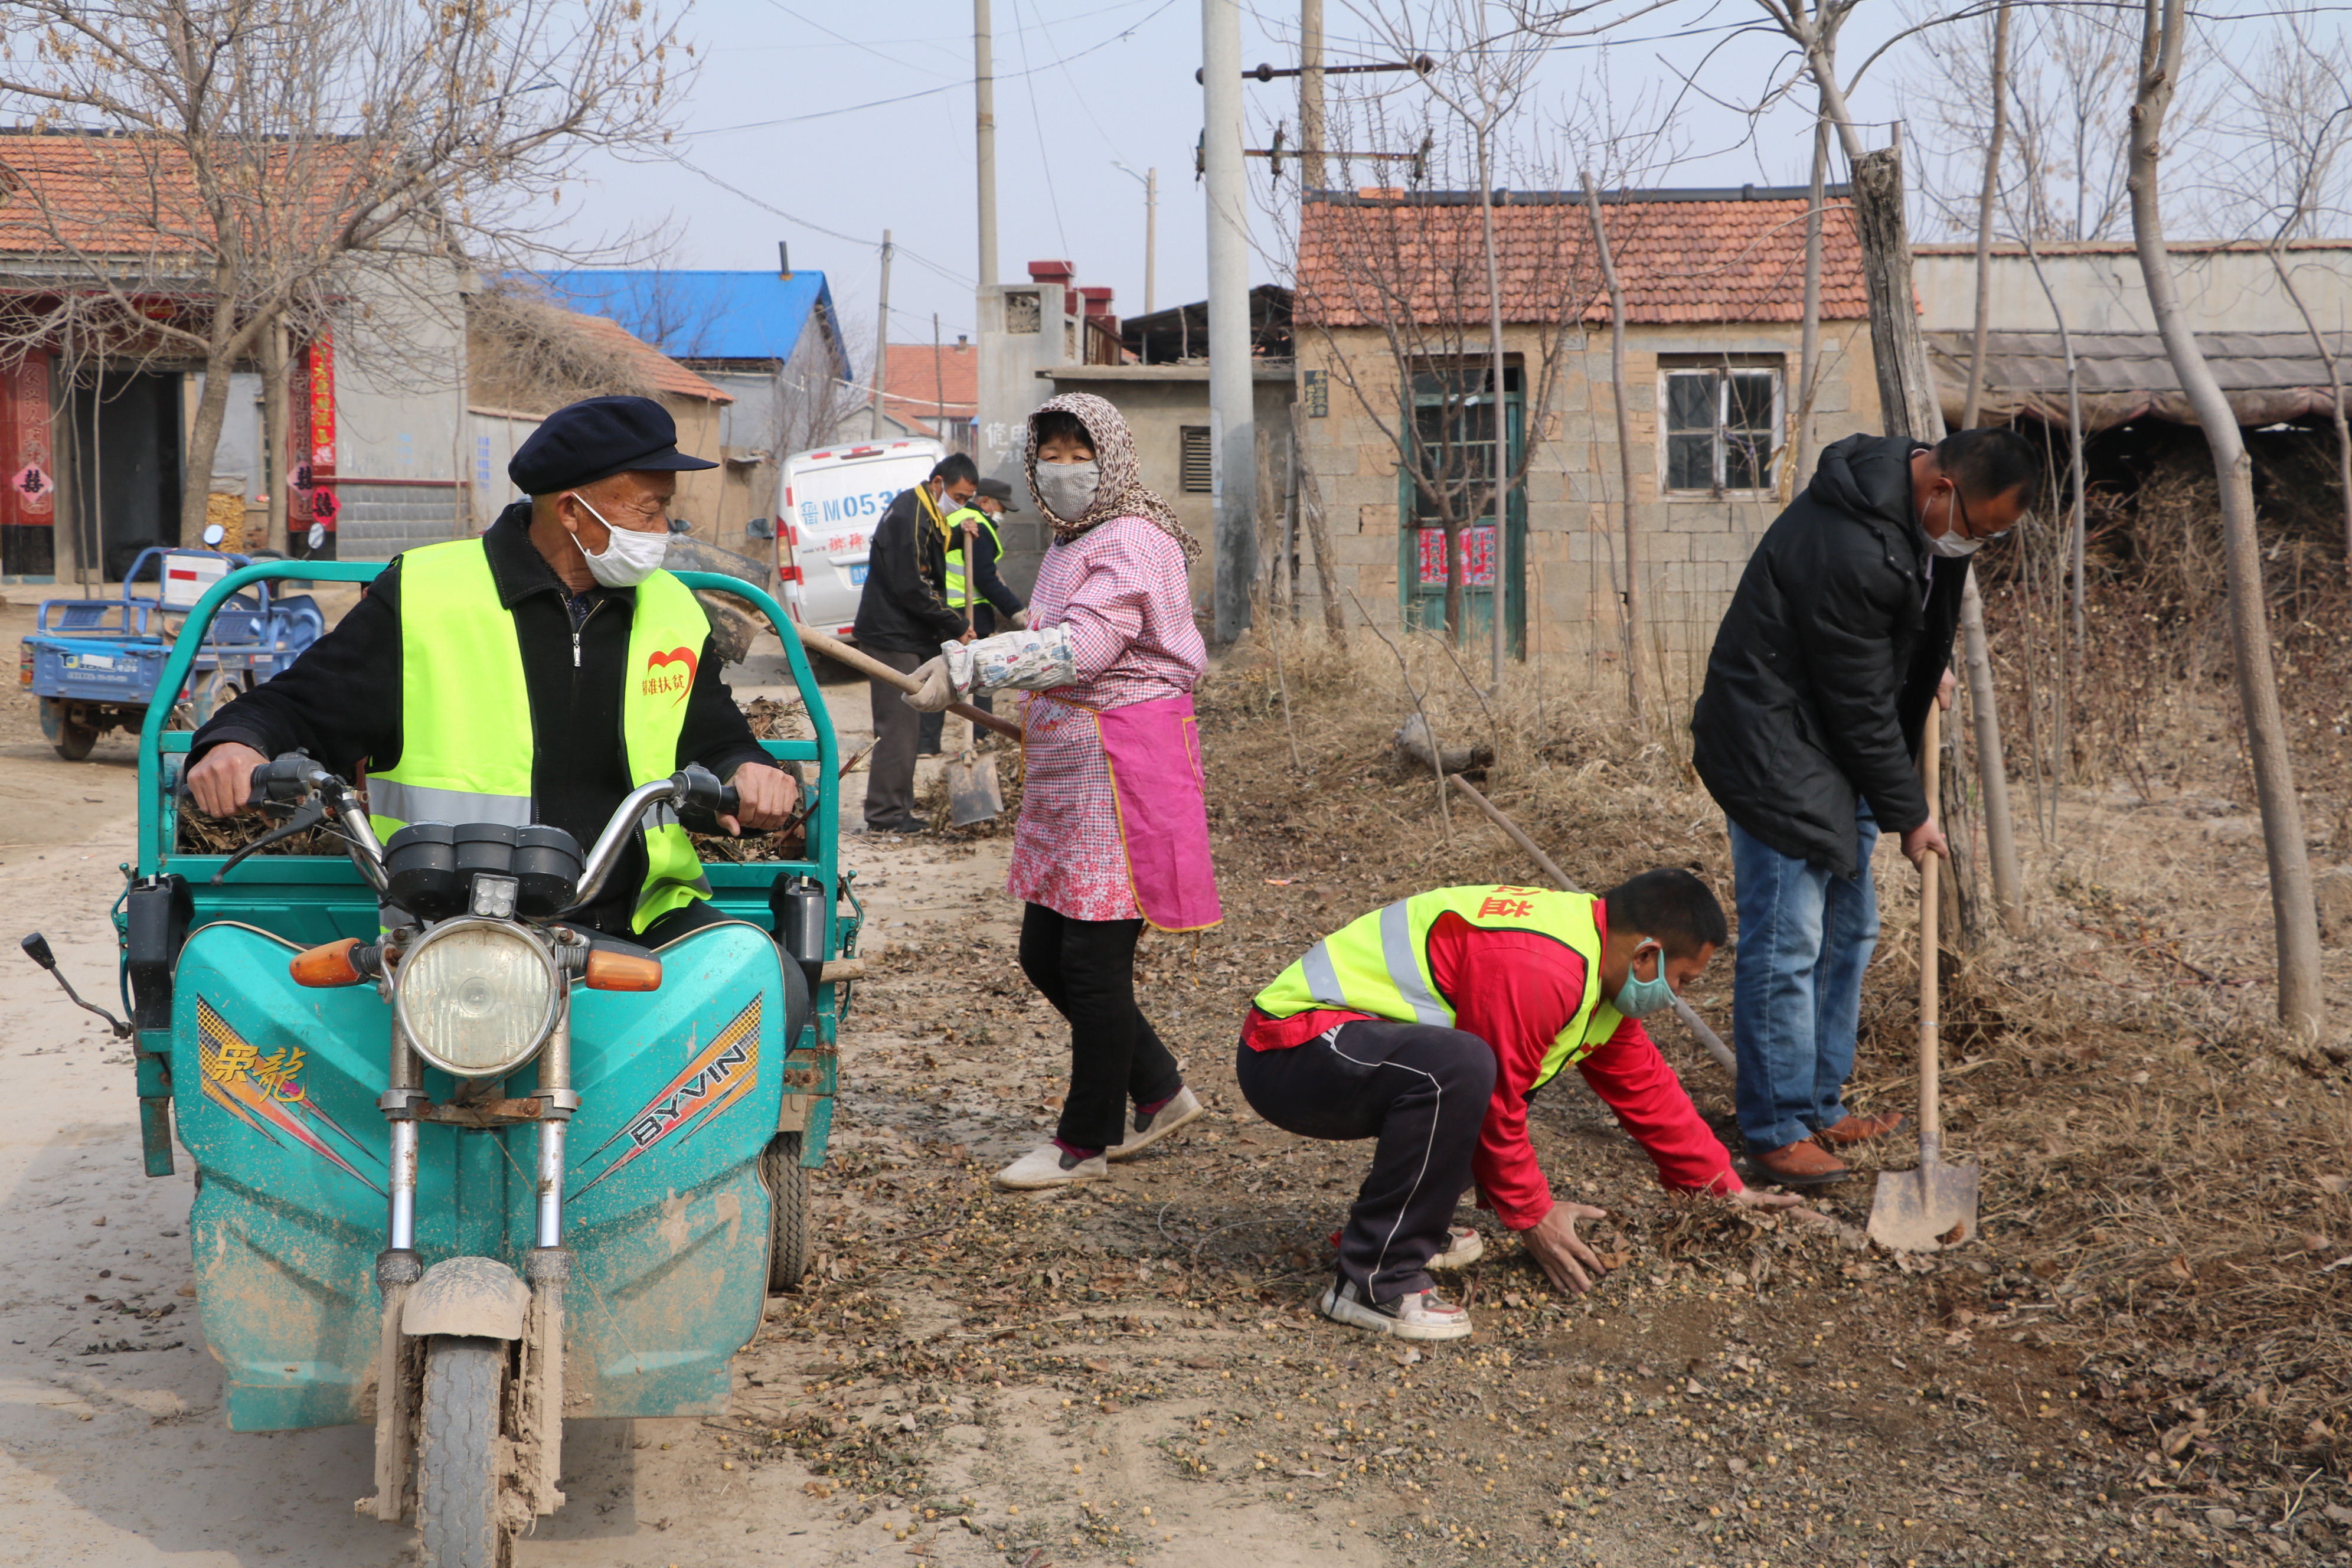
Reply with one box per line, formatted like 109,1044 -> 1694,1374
645,645 -> 697,705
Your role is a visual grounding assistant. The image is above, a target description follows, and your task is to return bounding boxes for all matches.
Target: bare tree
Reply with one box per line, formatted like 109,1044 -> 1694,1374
0,0 -> 684,542
2128,0 -> 2325,1041
1579,169 -> 1647,721
2223,14 -> 2352,577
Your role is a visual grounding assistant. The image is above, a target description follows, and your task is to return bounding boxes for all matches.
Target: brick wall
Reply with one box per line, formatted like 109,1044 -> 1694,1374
1292,320 -> 1881,703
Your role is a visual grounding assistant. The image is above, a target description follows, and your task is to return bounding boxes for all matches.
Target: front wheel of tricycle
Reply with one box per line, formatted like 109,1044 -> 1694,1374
417,1334 -> 513,1568
760,1133 -> 811,1290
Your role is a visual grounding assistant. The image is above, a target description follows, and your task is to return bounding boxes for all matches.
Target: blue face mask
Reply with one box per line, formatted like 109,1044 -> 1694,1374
1612,940 -> 1675,1017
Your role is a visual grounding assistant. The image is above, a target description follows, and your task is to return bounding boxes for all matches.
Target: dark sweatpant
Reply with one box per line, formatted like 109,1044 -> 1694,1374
1020,903 -> 1183,1154
863,648 -> 926,831
1236,1020 -> 1495,1304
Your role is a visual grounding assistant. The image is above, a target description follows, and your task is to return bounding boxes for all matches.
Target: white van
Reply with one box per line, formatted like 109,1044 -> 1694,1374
775,437 -> 945,640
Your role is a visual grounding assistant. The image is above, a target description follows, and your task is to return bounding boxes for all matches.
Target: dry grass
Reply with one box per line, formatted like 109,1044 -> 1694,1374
1201,604 -> 2352,1520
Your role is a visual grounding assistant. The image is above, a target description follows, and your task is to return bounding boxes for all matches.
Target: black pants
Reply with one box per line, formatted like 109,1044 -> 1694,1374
917,690 -> 993,756
1020,903 -> 1182,1153
864,649 -> 926,830
1236,1020 -> 1494,1304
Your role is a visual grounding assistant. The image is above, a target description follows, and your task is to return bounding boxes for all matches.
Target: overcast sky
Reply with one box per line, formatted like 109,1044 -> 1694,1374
543,0 -> 2334,368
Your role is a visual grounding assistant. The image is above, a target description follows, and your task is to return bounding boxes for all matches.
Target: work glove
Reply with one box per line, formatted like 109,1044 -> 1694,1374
900,655 -> 958,713
942,624 -> 1078,694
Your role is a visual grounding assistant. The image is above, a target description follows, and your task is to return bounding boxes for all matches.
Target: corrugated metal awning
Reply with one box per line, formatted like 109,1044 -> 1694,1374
1926,330 -> 2352,432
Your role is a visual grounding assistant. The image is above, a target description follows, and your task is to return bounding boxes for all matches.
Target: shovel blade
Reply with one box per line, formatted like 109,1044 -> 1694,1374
1866,1159 -> 1981,1253
946,751 -> 1004,825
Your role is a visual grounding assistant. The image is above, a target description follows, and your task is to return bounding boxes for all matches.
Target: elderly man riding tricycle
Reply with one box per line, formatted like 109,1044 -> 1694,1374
29,399 -> 861,1568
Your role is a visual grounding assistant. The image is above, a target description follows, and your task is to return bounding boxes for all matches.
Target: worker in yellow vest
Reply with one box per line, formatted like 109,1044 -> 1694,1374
182,397 -> 799,941
1240,870 -> 1798,1341
920,476 -> 1030,755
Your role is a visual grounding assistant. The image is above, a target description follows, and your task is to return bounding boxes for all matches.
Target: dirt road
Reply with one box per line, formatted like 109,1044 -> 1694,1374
4,605 -> 2346,1566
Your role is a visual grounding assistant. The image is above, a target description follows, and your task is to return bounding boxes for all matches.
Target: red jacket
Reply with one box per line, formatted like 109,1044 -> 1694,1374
1241,908 -> 1740,1229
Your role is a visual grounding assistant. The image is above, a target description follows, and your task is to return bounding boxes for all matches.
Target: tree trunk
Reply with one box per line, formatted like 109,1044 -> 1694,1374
1795,111 -> 1828,492
1960,1 -> 2014,431
1580,170 -> 1646,722
2129,0 -> 2325,1040
1291,403 -> 1347,641
1853,142 -> 2028,938
2267,247 -> 2352,580
263,316 -> 290,553
1478,138 -> 1511,685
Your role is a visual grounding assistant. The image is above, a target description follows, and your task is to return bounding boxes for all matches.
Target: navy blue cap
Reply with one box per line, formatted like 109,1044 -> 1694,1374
508,395 -> 717,496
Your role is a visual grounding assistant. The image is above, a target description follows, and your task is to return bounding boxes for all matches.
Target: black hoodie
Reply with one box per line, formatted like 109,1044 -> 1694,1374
1690,433 -> 1966,877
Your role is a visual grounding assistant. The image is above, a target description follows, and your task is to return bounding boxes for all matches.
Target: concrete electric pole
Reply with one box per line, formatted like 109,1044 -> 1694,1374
1300,0 -> 1326,188
1202,0 -> 1253,643
975,0 -> 998,289
869,229 -> 894,439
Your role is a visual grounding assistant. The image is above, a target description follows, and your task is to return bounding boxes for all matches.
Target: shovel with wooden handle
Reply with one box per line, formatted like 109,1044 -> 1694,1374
939,524 -> 1004,825
1867,701 -> 1981,1252
793,622 -> 1017,824
793,623 -> 1021,741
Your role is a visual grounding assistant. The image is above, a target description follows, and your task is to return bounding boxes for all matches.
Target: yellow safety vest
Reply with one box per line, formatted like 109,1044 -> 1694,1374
1253,886 -> 1623,1090
941,506 -> 1004,612
367,537 -> 713,933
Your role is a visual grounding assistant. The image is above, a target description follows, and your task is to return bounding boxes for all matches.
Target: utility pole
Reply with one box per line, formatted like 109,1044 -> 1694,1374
1203,0 -> 1253,643
1144,167 -> 1158,313
1299,0 -> 1326,189
868,229 -> 893,439
975,0 -> 998,288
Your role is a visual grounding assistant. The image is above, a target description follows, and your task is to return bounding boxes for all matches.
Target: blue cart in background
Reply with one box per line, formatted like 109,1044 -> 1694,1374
17,546 -> 325,759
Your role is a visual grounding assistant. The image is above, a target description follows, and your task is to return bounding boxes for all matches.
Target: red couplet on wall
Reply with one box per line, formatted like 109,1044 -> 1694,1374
292,335 -> 338,559
0,352 -> 56,577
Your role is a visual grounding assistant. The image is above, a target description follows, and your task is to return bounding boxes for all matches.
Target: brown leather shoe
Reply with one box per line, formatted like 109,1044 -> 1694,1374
1818,1109 -> 1906,1146
1752,1140 -> 1851,1187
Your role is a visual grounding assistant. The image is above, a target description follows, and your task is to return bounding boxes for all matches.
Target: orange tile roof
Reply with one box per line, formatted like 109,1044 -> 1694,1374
569,312 -> 733,404
0,130 -> 355,262
883,341 -> 979,418
1295,190 -> 1867,329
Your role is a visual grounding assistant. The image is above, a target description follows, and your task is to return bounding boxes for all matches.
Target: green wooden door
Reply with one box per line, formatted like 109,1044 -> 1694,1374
1397,366 -> 1525,657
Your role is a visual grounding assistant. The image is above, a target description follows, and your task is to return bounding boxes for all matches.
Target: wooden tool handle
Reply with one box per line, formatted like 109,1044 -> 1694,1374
1919,702 -> 1942,1165
794,622 -> 1023,741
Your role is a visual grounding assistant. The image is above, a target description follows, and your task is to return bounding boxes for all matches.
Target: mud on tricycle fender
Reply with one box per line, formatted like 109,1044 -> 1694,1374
404,1257 -> 530,1340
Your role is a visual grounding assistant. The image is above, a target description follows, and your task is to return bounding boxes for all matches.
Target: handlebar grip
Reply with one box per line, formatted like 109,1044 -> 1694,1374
716,785 -> 741,820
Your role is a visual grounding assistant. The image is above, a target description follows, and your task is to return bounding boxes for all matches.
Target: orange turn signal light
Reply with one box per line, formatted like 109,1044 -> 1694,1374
290,937 -> 367,988
582,950 -> 662,992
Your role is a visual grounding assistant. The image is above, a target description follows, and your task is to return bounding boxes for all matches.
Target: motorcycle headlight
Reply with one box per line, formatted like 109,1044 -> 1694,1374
394,918 -> 560,1078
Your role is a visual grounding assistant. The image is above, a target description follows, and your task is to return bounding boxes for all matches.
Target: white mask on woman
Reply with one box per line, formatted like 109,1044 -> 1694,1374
569,492 -> 671,586
1034,460 -> 1102,522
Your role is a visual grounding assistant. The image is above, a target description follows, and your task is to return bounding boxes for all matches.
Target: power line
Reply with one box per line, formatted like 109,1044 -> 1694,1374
681,0 -> 1178,138
1012,0 -> 1074,257
656,151 -> 978,289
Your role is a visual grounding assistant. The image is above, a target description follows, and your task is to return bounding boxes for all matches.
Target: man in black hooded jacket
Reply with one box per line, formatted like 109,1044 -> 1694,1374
1691,427 -> 2039,1186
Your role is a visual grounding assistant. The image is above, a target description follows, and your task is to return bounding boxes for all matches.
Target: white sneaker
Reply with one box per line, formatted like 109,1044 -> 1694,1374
1317,1278 -> 1474,1341
1106,1086 -> 1204,1161
994,1143 -> 1108,1190
1429,1226 -> 1484,1270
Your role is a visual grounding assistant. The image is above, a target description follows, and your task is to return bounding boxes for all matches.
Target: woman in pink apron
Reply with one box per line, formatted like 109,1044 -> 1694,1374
906,392 -> 1220,1190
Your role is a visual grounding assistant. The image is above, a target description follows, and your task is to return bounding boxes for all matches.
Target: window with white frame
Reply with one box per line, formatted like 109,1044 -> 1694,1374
1661,361 -> 1782,495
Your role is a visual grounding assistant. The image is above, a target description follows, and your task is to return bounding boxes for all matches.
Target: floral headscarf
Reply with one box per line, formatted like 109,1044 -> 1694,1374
1024,391 -> 1203,563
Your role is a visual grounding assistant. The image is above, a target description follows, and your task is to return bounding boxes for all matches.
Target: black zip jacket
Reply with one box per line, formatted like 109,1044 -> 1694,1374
1690,435 -> 1966,877
188,504 -> 772,933
850,485 -> 968,654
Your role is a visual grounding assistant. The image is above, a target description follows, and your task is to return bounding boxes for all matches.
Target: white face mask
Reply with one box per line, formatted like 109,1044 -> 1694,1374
1926,528 -> 1984,559
1034,459 -> 1101,522
569,492 -> 670,586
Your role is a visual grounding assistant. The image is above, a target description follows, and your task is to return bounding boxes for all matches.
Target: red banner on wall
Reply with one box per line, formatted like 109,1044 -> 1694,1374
292,334 -> 337,557
0,352 -> 55,576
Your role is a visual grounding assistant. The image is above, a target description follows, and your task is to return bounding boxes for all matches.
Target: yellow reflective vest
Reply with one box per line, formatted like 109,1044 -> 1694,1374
366,537 -> 713,933
940,505 -> 1003,612
1252,885 -> 1624,1091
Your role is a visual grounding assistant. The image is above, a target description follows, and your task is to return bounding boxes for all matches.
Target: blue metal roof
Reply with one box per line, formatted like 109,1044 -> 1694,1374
533,269 -> 847,372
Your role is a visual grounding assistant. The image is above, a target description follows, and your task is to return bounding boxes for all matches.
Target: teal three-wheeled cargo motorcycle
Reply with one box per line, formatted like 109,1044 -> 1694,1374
28,561 -> 861,1567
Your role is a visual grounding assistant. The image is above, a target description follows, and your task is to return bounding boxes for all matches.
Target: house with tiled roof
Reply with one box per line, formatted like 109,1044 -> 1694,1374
876,340 -> 980,450
0,130 -> 475,579
1293,185 -> 1880,664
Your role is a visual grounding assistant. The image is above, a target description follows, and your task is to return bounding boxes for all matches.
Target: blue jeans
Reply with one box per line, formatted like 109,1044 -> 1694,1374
1729,802 -> 1880,1154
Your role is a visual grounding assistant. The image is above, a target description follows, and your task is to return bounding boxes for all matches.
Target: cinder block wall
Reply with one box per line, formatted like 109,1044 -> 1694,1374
1293,321 -> 1881,706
